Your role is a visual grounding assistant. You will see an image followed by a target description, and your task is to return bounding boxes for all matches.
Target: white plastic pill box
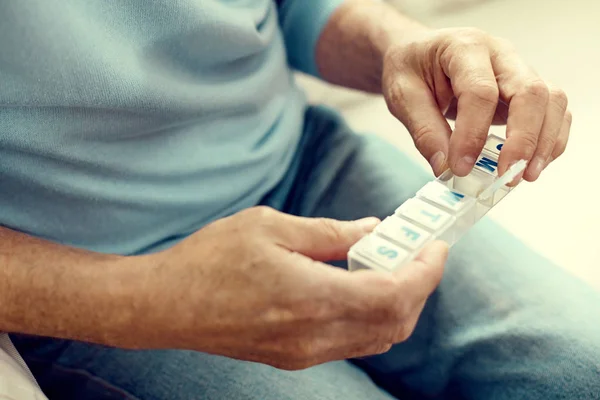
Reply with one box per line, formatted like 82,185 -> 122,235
348,134 -> 515,272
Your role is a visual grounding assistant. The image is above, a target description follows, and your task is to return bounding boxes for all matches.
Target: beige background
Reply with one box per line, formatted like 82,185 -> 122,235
297,0 -> 600,289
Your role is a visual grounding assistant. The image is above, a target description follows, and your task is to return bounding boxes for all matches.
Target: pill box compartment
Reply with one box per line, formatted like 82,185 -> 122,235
348,134 -> 518,273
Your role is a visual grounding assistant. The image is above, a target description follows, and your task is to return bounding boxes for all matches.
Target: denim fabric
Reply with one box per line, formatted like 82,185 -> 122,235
12,106 -> 600,399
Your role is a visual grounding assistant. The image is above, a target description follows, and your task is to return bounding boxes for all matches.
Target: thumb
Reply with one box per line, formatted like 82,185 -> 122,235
385,76 -> 452,176
272,215 -> 380,262
392,240 -> 449,305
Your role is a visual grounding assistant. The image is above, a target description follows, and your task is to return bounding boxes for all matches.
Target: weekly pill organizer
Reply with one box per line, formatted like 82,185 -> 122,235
348,134 -> 527,272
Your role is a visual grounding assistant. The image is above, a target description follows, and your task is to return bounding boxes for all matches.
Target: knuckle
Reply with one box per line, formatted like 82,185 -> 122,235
317,218 -> 345,243
376,326 -> 397,347
459,132 -> 488,153
395,323 -> 414,342
516,132 -> 539,155
549,88 -> 569,111
293,298 -> 332,324
411,124 -> 437,154
456,27 -> 488,45
372,342 -> 393,355
536,135 -> 556,154
467,82 -> 499,107
246,206 -> 280,234
412,124 -> 432,142
250,205 -> 277,220
385,85 -> 408,120
522,79 -> 550,104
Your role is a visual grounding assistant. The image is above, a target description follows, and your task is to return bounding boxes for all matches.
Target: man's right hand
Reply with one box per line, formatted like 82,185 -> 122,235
139,206 -> 448,370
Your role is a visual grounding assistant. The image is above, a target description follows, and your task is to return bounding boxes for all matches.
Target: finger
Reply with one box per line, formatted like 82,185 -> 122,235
444,97 -> 509,125
523,84 -> 568,181
391,298 -> 426,343
391,240 -> 448,307
305,317 -> 400,364
442,45 -> 499,176
385,73 -> 452,176
268,317 -> 394,369
269,212 -> 380,261
334,340 -> 393,362
281,290 -> 431,367
549,110 -> 572,164
491,99 -> 510,125
316,322 -> 394,363
295,338 -> 393,369
492,54 -> 550,178
340,264 -> 436,348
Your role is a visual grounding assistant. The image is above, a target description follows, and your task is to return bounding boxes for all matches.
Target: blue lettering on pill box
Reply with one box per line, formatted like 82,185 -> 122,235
475,156 -> 498,173
496,143 -> 503,151
420,209 -> 441,222
402,226 -> 421,241
377,246 -> 398,259
440,190 -> 464,207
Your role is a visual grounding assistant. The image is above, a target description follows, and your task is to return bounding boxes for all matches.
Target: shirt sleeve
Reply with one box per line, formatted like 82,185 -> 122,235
275,0 -> 347,77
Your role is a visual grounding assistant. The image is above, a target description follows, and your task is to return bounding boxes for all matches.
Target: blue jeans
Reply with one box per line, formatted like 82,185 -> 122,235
11,106 -> 600,399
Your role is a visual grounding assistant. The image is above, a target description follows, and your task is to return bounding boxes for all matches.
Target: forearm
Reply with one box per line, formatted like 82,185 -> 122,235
0,227 -> 152,348
315,0 -> 428,93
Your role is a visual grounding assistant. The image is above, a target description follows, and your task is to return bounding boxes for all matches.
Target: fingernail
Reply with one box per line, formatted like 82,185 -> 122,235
429,151 -> 447,175
529,156 -> 545,180
354,217 -> 380,231
454,156 -> 475,176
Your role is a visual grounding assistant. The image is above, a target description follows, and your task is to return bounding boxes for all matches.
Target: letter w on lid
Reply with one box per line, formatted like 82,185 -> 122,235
475,156 -> 498,174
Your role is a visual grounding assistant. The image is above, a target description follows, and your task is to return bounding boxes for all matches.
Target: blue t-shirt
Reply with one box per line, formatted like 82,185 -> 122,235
0,0 -> 344,254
